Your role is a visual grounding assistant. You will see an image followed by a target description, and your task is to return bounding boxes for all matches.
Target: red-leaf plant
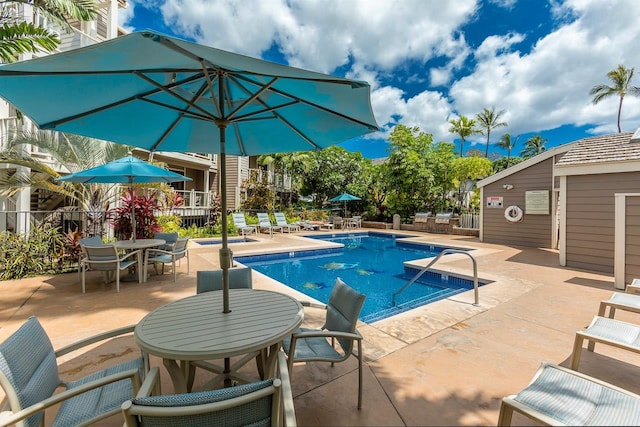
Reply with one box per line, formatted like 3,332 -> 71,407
109,189 -> 161,240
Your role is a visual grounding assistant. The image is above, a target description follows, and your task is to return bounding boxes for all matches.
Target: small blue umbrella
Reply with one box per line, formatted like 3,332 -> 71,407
57,153 -> 191,241
329,192 -> 361,217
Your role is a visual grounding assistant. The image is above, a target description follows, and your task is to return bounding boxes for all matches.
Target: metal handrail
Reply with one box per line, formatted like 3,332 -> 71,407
392,249 -> 479,306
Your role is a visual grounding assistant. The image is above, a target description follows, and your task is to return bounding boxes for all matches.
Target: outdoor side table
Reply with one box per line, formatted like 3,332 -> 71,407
134,289 -> 304,393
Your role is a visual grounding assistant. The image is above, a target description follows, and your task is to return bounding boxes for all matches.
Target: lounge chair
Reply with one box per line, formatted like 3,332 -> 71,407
498,362 -> 640,426
122,351 -> 296,427
283,277 -> 366,409
274,212 -> 301,232
257,212 -> 283,236
570,315 -> 640,369
231,213 -> 257,237
0,316 -> 147,427
597,291 -> 640,318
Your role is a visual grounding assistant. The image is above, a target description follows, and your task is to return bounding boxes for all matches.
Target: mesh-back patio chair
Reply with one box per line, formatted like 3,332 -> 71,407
144,237 -> 190,282
196,267 -> 253,294
0,316 -> 147,427
77,235 -> 105,280
122,351 -> 296,427
189,267 -> 257,389
232,213 -> 257,237
498,362 -> 640,426
283,277 -> 366,409
153,232 -> 179,251
80,244 -> 142,293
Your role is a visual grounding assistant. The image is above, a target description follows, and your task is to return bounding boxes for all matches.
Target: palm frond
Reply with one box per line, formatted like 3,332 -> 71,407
0,21 -> 59,62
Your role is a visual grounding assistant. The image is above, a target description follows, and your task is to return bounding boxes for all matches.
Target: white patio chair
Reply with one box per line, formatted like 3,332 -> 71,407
80,244 -> 142,293
274,212 -> 301,232
0,316 -> 147,427
232,213 -> 258,237
570,315 -> 640,369
257,212 -> 283,236
498,362 -> 640,426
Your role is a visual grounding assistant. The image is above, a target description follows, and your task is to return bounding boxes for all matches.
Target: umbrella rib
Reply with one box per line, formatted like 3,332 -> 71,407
231,72 -> 378,131
150,34 -> 377,130
134,71 -> 218,121
38,70 -> 211,129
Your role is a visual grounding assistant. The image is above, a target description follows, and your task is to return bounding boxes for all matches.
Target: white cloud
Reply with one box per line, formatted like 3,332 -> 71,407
119,0 -> 640,152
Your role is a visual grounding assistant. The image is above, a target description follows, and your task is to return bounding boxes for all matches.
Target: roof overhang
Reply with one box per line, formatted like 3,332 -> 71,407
476,142 -> 575,188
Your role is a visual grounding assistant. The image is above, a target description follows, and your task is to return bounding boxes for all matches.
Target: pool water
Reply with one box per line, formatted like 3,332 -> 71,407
237,232 -> 480,323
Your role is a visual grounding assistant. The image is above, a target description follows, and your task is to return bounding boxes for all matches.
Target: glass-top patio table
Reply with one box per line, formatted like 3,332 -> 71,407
135,288 -> 304,393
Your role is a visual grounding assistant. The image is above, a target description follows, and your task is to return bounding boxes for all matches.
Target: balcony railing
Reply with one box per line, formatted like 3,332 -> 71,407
247,169 -> 292,190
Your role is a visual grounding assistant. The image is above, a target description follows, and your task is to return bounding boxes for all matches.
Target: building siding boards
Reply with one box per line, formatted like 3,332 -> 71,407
626,195 -> 640,284
482,158 -> 554,247
565,172 -> 640,274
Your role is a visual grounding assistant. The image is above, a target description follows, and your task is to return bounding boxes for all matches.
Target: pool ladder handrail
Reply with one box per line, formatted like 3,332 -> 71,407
392,249 -> 479,306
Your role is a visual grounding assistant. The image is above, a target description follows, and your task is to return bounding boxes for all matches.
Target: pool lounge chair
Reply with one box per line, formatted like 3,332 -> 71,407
274,212 -> 301,232
570,315 -> 640,370
498,362 -> 640,426
257,212 -> 283,236
232,213 -> 257,237
597,291 -> 640,319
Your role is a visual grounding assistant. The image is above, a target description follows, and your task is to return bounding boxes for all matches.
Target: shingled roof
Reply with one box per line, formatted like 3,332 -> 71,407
555,132 -> 640,166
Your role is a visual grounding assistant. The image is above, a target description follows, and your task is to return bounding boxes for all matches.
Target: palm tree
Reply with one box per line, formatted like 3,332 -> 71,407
0,128 -> 130,207
0,0 -> 97,62
497,133 -> 520,167
476,107 -> 507,158
520,135 -> 547,159
590,64 -> 640,133
448,115 -> 480,157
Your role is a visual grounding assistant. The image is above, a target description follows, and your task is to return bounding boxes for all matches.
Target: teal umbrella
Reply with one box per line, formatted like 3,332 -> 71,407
329,192 -> 361,217
57,154 -> 191,241
0,30 -> 378,316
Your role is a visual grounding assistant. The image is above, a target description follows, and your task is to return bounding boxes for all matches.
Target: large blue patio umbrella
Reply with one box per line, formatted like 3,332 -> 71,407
57,153 -> 191,241
0,29 -> 379,317
329,192 -> 361,217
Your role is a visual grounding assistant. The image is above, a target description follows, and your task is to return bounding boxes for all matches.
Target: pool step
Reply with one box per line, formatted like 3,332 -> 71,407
361,288 -> 462,324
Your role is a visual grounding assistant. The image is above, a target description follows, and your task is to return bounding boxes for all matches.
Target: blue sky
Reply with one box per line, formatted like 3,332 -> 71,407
119,0 -> 640,159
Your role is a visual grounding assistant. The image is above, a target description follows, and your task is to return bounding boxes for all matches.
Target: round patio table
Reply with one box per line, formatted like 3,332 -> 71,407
135,289 -> 304,393
114,238 -> 165,282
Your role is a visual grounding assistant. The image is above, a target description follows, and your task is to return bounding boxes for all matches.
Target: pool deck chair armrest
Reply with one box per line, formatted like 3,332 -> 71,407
498,362 -> 640,426
598,292 -> 640,319
570,316 -> 640,370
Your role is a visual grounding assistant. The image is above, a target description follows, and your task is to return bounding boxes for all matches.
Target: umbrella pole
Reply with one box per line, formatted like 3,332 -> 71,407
218,119 -> 233,387
130,180 -> 136,242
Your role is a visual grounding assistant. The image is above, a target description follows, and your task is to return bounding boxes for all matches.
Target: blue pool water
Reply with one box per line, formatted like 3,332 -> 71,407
237,232 -> 481,323
196,237 -> 256,245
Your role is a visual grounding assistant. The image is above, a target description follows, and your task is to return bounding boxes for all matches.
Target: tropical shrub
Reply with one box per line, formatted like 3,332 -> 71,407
109,189 -> 161,240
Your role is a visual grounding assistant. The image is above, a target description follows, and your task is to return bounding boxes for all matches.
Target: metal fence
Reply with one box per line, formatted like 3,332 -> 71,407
459,214 -> 480,229
0,209 -> 210,239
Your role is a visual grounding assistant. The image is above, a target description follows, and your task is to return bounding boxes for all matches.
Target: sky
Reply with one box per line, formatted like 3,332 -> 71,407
119,0 -> 640,159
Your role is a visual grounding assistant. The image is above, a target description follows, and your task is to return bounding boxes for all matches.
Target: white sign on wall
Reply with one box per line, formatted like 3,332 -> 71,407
525,190 -> 550,214
486,196 -> 503,208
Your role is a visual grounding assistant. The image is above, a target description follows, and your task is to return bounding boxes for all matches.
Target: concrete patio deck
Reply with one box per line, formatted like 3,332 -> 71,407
2,229 -> 640,426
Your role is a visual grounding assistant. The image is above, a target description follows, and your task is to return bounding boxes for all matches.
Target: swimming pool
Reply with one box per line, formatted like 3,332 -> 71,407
237,232 -> 482,323
195,237 -> 257,245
